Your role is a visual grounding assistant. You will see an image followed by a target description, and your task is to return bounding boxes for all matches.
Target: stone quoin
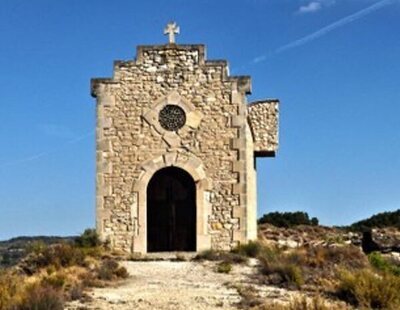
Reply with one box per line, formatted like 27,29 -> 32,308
91,23 -> 279,253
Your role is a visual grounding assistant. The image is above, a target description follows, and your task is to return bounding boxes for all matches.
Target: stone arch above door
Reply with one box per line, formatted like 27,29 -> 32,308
131,152 -> 212,253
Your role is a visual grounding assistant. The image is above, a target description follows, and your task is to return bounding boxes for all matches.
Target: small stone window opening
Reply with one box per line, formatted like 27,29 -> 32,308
159,104 -> 186,131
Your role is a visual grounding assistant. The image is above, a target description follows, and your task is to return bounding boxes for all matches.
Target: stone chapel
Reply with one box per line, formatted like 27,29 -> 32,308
91,23 -> 279,254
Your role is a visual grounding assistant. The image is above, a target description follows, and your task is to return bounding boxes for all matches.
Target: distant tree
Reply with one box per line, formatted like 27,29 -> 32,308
75,229 -> 101,248
258,211 -> 319,228
350,209 -> 400,231
0,252 -> 11,265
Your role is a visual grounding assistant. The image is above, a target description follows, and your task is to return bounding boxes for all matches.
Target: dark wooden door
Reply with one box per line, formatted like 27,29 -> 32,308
147,167 -> 196,252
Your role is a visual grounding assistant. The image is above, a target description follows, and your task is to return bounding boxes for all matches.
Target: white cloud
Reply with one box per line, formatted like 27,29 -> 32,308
297,0 -> 336,14
298,1 -> 323,13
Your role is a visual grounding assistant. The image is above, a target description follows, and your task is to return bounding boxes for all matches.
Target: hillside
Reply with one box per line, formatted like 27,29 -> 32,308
0,236 -> 75,267
350,209 -> 400,231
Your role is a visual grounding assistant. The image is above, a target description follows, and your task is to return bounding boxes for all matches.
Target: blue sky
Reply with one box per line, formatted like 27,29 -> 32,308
0,0 -> 399,239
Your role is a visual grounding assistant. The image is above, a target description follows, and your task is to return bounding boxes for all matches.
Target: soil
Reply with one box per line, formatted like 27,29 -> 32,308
66,259 -> 297,310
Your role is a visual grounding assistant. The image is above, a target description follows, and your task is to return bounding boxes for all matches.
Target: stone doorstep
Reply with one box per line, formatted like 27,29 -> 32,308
130,251 -> 198,261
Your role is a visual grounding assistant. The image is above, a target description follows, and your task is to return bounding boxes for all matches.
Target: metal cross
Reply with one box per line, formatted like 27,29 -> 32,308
164,22 -> 180,44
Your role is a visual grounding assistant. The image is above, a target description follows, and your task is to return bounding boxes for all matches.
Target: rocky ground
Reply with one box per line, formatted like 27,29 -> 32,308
66,259 -> 308,310
258,223 -> 400,249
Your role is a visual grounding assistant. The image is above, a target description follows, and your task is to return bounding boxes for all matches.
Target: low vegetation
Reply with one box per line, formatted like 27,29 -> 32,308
337,269 -> 400,309
350,209 -> 400,231
216,261 -> 232,274
197,237 -> 400,309
0,229 -> 128,310
258,211 -> 319,228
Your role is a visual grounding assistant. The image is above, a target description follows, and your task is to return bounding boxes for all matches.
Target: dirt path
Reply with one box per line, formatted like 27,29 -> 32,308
66,260 -> 295,310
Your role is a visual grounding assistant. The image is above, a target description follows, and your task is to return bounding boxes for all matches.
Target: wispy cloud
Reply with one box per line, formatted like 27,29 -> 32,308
38,123 -> 76,139
0,131 -> 94,168
297,0 -> 336,14
278,0 -> 395,53
251,0 -> 396,64
298,1 -> 323,14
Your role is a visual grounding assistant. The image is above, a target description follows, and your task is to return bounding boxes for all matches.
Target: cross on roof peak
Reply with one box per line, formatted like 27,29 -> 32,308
164,22 -> 180,44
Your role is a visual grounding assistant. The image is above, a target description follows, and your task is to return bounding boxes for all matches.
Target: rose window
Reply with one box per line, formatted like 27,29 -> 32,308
158,105 -> 186,131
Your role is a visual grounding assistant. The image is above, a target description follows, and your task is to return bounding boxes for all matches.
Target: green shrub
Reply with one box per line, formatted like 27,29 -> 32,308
216,261 -> 232,274
337,269 -> 400,309
75,229 -> 101,248
368,252 -> 400,276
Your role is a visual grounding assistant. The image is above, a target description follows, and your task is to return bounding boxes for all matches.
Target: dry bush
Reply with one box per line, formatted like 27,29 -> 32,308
302,245 -> 367,269
97,259 -> 128,281
256,244 -> 366,289
25,243 -> 85,271
257,246 -> 304,288
175,253 -> 187,261
235,285 -> 263,309
17,283 -> 64,310
194,249 -> 248,264
256,295 -> 347,310
0,270 -> 23,310
262,260 -> 304,288
337,269 -> 400,309
66,283 -> 84,301
41,272 -> 67,290
232,241 -> 262,258
216,261 -> 232,274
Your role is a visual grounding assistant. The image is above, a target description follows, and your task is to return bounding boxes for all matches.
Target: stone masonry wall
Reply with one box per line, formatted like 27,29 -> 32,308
247,100 -> 279,157
92,44 -> 254,253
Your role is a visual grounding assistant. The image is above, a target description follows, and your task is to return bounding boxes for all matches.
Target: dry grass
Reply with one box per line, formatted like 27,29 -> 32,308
255,295 -> 347,310
216,261 -> 232,274
0,230 -> 128,310
0,270 -> 23,310
194,249 -> 248,264
337,269 -> 400,309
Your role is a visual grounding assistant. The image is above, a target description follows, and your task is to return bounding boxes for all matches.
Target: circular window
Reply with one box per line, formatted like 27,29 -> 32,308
159,105 -> 186,131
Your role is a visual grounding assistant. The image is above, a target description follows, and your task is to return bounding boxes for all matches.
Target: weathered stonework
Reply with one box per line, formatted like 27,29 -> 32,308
91,35 -> 279,253
248,100 -> 279,157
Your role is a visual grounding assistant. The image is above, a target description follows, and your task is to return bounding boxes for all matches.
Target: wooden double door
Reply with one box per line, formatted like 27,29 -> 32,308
147,167 -> 196,252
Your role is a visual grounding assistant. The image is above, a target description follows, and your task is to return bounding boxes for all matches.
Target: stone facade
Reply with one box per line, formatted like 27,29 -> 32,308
91,35 -> 279,254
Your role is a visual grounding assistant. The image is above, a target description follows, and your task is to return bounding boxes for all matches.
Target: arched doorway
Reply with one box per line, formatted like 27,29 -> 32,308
147,167 -> 196,252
